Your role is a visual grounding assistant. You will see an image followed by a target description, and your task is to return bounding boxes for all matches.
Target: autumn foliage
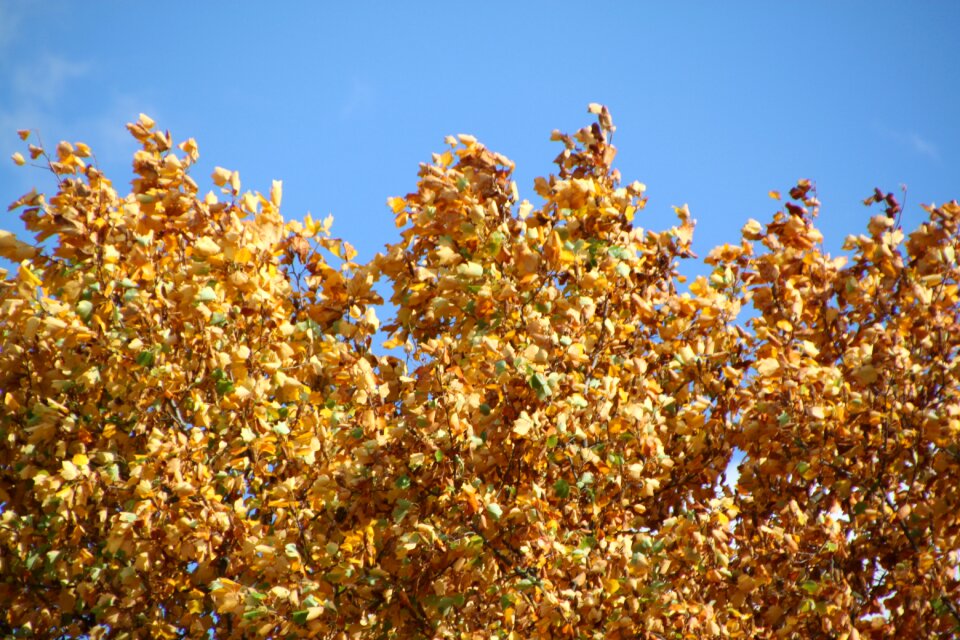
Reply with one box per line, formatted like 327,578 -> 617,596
2,107 -> 959,638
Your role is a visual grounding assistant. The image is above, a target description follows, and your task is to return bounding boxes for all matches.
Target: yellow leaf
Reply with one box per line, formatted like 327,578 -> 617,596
382,334 -> 402,350
19,263 -> 43,288
387,197 -> 406,214
512,411 -> 534,437
457,261 -> 484,278
11,152 -> 25,166
800,340 -> 820,357
0,231 -> 37,261
768,190 -> 781,200
602,578 -> 621,595
61,461 -> 79,481
775,319 -> 793,332
211,167 -> 231,187
343,241 -> 358,261
303,212 -> 318,235
518,200 -> 533,219
193,236 -> 221,258
270,180 -> 283,207
755,358 -> 780,377
855,365 -> 879,385
138,113 -> 156,129
72,453 -> 89,467
741,219 -> 764,240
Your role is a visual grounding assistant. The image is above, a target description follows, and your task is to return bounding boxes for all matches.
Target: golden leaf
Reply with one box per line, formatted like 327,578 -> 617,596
512,411 -> 534,437
193,236 -> 221,258
270,179 -> 283,207
855,365 -> 879,385
0,231 -> 37,261
755,358 -> 780,377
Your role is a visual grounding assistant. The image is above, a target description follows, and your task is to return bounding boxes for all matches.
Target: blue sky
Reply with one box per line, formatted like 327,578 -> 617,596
1,1 -> 958,273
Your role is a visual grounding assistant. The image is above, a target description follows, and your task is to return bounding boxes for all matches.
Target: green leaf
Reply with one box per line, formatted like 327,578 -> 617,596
487,503 -> 503,520
436,594 -> 465,615
197,286 -> 217,302
136,350 -> 155,367
529,372 -> 552,399
577,471 -> 594,489
76,300 -> 93,320
292,609 -> 310,625
392,499 -> 413,523
554,479 -> 570,499
607,245 -> 628,259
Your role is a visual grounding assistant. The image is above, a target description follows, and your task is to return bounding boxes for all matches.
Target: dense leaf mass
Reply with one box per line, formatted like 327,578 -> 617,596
1,108 -> 959,638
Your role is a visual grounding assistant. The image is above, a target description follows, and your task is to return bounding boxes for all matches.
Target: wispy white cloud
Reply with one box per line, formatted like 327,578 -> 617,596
874,121 -> 940,160
0,2 -> 22,51
12,53 -> 90,105
339,77 -> 376,120
903,131 -> 938,159
1,45 -> 154,198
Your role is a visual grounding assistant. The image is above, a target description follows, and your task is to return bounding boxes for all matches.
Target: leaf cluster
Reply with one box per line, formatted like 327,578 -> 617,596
1,107 -> 959,638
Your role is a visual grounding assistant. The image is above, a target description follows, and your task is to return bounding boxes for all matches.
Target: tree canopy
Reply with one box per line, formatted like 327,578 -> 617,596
1,106 -> 959,638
